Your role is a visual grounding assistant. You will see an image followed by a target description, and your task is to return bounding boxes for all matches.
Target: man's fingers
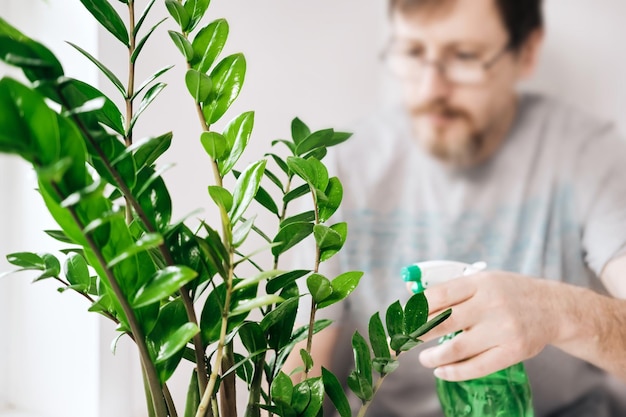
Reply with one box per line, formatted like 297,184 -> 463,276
419,326 -> 489,368
430,346 -> 512,381
423,276 -> 476,313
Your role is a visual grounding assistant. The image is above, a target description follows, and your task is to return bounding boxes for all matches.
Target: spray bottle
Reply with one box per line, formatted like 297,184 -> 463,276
401,260 -> 534,417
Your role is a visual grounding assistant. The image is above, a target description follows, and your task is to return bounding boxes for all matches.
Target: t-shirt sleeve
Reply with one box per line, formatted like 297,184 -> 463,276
576,125 -> 626,276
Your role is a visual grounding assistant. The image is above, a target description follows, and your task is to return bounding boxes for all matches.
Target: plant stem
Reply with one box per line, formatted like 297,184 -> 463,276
164,383 -> 179,417
50,183 -> 168,416
124,0 -> 137,224
219,342 -> 237,417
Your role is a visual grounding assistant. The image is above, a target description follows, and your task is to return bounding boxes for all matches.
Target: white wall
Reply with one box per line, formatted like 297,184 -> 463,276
1,0 -> 625,416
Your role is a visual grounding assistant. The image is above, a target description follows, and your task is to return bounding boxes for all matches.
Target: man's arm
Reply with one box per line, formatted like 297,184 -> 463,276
416,253 -> 626,382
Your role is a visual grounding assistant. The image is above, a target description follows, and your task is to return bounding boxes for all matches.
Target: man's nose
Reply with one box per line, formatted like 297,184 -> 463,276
418,63 -> 453,102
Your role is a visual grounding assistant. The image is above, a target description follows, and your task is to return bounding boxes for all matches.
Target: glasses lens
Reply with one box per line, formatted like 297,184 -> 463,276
445,63 -> 485,84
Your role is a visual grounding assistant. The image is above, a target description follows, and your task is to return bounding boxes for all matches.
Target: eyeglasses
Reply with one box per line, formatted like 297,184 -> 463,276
382,42 -> 512,85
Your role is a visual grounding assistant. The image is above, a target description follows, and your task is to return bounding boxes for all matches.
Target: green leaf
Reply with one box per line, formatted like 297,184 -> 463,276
202,53 -> 246,124
267,153 -> 289,176
136,171 -> 172,231
295,378 -> 324,417
409,308 -> 452,339
328,131 -> 353,147
131,18 -> 167,63
185,69 -> 212,103
230,294 -> 283,316
191,18 -> 228,73
232,269 -> 285,292
184,369 -> 200,417
218,111 -> 255,176
319,222 -> 347,262
208,185 -> 233,213
6,252 -> 44,269
79,0 -> 129,46
44,230 -> 73,244
232,216 -> 255,247
352,331 -> 372,385
184,0 -> 212,32
131,132 -> 173,167
389,334 -> 421,352
165,0 -> 190,30
130,82 -> 166,131
404,291 -> 429,334
286,156 -> 328,191
168,31 -> 194,62
372,358 -> 399,375
318,177 -> 343,223
271,371 -> 293,406
295,128 -> 334,156
283,183 -> 310,204
280,211 -> 315,228
68,42 -> 126,98
322,368 -> 352,417
317,271 -> 363,309
133,0 -> 157,36
291,117 -> 311,145
35,253 -> 61,281
368,312 -> 390,360
261,297 -> 297,351
386,300 -> 404,338
107,233 -> 164,268
239,322 -> 266,359
64,252 -> 90,288
132,266 -> 198,308
264,168 -> 284,192
306,273 -> 332,304
229,159 -> 266,224
254,186 -> 279,216
266,269 -> 309,294
156,322 -> 199,364
200,131 -> 227,160
271,222 -> 314,257
134,65 -> 174,100
300,348 -> 314,373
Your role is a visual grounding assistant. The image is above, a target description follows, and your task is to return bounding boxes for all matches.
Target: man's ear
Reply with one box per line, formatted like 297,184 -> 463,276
517,28 -> 544,80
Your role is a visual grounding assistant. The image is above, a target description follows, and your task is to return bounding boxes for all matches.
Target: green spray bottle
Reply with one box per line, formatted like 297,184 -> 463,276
401,261 -> 534,417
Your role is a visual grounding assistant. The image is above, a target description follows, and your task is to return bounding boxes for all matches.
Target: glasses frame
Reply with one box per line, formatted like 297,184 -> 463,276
382,41 -> 513,85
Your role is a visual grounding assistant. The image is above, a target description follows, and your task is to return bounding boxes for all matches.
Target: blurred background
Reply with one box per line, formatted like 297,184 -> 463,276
0,0 -> 624,416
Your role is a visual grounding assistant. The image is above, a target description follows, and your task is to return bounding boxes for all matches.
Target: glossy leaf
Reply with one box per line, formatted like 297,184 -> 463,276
185,69 -> 212,103
229,159 -> 266,224
165,0 -> 190,30
133,0 -> 157,36
79,0 -> 129,46
200,131 -> 227,160
67,43 -> 125,98
318,177 -> 343,223
184,0 -> 212,32
239,322 -> 266,359
267,153 -> 289,176
283,183 -> 310,204
131,132 -> 173,167
272,371 -> 293,406
136,172 -> 172,232
132,266 -> 198,308
291,117 -> 310,145
313,224 -> 341,254
184,369 -> 200,417
261,297 -> 298,350
280,211 -> 315,228
389,334 -> 421,352
266,269 -> 309,294
264,168 -> 284,192
319,222 -> 347,262
286,156 -> 328,192
202,53 -> 246,124
352,331 -> 372,385
168,31 -> 194,62
409,308 -> 452,339
34,253 -> 61,281
306,273 -> 332,304
368,312 -> 390,360
191,18 -> 228,73
64,252 -> 90,288
295,377 -> 324,417
230,294 -> 283,316
300,348 -> 314,373
208,185 -> 233,213
131,18 -> 167,63
107,233 -> 164,268
255,186 -> 280,216
347,371 -> 373,403
6,252 -> 44,269
385,300 -> 404,338
404,291 -> 429,334
233,269 -> 284,292
295,128 -> 334,156
322,367 -> 351,417
317,271 -> 363,309
271,222 -> 314,257
44,230 -> 73,244
156,322 -> 199,364
134,65 -> 174,100
130,82 -> 166,131
218,111 -> 255,175
232,216 -> 255,247
372,357 -> 399,375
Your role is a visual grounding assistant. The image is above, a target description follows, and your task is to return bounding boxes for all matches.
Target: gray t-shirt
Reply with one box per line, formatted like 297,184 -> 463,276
312,93 -> 626,417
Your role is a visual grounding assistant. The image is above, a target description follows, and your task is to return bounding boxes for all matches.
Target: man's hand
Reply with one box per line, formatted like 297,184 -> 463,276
417,271 -> 574,381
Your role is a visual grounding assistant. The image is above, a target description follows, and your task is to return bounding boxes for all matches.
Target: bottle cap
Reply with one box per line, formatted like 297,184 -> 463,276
401,264 -> 424,293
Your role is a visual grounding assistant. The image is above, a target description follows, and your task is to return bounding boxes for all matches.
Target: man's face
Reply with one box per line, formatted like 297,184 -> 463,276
390,0 -> 539,167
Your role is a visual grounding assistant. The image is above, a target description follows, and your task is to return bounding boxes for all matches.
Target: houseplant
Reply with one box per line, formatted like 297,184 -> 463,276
0,1 -> 451,416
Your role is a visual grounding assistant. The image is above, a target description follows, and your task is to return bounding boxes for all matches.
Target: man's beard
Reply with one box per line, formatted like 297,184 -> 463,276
410,99 -> 485,167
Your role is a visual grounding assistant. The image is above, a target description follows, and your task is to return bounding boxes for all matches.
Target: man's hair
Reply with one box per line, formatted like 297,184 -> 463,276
389,0 -> 543,51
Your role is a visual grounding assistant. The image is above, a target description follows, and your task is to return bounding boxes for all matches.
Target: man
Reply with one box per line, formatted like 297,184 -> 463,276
295,0 -> 626,415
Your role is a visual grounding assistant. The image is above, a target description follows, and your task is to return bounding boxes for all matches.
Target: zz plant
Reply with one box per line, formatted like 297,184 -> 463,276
0,1 -> 451,416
